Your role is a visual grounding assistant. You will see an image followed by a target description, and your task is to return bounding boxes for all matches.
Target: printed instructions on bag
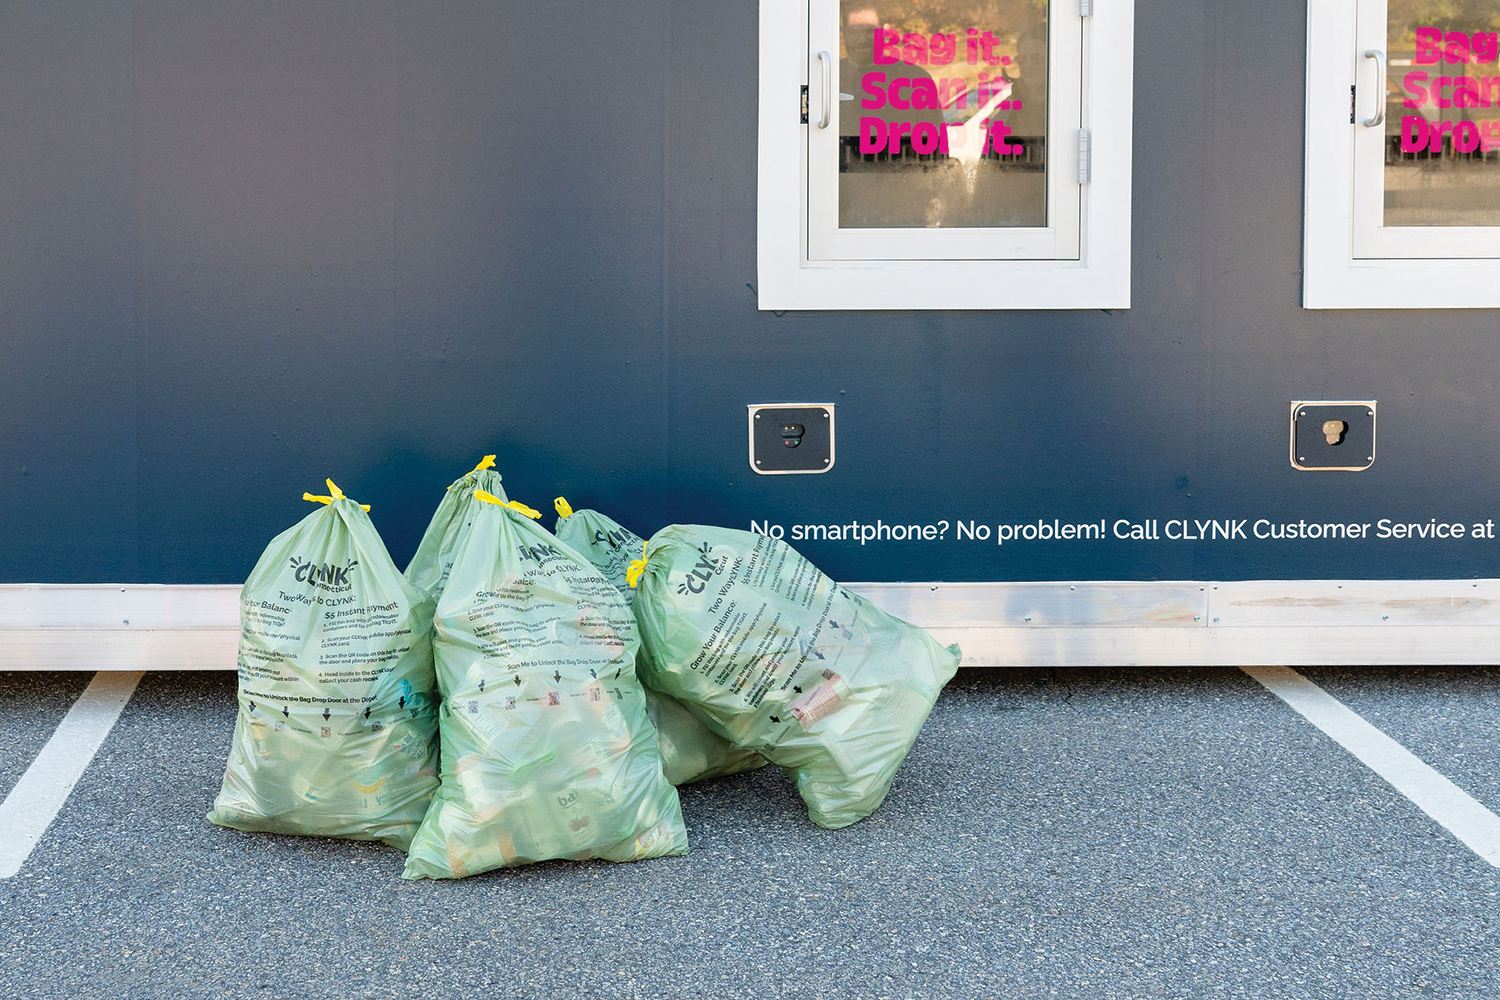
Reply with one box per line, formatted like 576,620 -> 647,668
684,534 -> 855,720
239,559 -> 416,713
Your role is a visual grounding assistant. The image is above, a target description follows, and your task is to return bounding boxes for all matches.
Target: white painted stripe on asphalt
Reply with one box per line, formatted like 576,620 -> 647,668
1242,664 -> 1500,869
0,671 -> 144,878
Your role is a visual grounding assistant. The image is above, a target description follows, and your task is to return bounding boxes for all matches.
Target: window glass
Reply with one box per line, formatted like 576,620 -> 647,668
836,1 -> 1049,230
1383,2 -> 1500,227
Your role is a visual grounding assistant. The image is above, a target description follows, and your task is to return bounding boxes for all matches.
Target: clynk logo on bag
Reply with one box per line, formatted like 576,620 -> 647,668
287,556 -> 359,592
516,540 -> 564,564
677,542 -> 730,595
591,526 -> 634,551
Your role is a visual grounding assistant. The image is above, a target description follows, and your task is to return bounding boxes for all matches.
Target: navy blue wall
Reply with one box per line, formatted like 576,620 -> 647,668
2,1 -> 1497,584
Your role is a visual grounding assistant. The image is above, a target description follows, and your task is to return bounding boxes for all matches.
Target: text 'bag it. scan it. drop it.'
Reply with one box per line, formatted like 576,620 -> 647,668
208,480 -> 440,850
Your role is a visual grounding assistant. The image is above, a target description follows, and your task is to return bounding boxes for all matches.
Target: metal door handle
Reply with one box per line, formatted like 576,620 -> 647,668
816,50 -> 832,129
1363,49 -> 1386,127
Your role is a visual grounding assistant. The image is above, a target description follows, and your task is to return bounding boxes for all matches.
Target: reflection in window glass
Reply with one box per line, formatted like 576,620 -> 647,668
838,1 -> 1048,229
1385,1 -> 1500,226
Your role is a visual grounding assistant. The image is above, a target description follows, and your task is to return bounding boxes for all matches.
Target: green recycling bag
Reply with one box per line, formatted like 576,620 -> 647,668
631,525 -> 961,829
403,490 -> 687,879
551,497 -> 648,600
553,497 -> 765,786
405,454 -> 508,601
209,480 -> 440,850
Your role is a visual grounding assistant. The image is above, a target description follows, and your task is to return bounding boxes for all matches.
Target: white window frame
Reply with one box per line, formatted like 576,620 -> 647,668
1304,0 -> 1500,308
756,0 -> 1134,311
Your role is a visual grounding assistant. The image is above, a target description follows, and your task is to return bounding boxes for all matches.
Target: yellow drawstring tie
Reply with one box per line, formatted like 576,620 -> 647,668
449,454 -> 498,489
303,479 -> 371,512
475,490 -> 540,519
625,542 -> 650,588
554,497 -> 573,519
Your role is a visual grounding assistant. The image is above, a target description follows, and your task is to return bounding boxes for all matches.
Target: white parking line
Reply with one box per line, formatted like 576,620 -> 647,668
0,671 -> 143,878
1242,664 -> 1500,869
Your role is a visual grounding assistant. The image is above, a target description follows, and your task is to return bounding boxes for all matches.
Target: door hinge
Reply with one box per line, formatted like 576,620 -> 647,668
1080,0 -> 1092,15
1077,129 -> 1091,183
800,85 -> 809,124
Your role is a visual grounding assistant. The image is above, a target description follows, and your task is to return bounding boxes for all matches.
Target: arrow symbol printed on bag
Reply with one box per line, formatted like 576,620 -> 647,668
514,675 -> 522,686
322,708 -> 330,721
282,706 -> 289,718
769,715 -> 781,723
364,706 -> 371,720
553,671 -> 562,683
398,695 -> 406,709
248,701 -> 256,713
478,679 -> 485,692
793,686 -> 802,693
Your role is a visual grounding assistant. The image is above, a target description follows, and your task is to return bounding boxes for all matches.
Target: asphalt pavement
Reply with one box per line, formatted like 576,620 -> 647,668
2,666 -> 1498,1000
